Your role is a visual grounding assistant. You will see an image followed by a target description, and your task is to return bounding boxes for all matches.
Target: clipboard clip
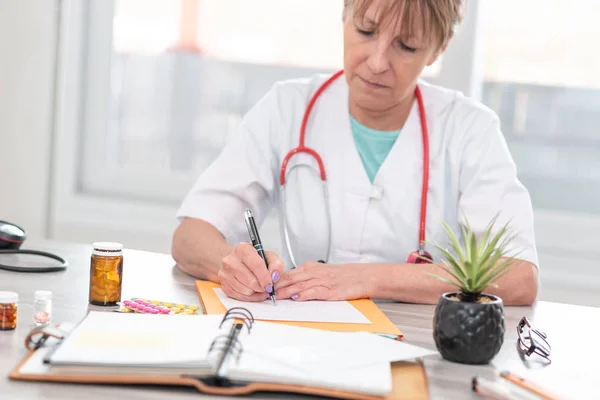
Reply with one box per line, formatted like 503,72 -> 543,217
24,326 -> 68,351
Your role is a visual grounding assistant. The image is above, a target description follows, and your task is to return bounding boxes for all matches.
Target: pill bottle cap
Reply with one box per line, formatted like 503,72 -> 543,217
0,291 -> 18,303
34,290 -> 52,300
92,242 -> 123,256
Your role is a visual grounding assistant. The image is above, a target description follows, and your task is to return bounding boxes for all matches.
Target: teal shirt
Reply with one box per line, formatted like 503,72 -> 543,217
349,115 -> 401,183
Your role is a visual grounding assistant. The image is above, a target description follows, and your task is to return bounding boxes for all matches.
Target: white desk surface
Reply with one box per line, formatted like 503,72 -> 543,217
1,240 -> 597,399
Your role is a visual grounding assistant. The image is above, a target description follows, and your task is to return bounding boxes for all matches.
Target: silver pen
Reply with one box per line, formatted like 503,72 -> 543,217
244,209 -> 276,306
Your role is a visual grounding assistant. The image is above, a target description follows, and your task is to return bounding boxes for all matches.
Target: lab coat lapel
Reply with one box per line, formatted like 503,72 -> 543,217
311,79 -> 372,259
374,98 -> 425,251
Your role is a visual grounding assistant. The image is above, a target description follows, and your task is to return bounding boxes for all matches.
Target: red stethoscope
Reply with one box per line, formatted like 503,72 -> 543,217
279,69 -> 432,266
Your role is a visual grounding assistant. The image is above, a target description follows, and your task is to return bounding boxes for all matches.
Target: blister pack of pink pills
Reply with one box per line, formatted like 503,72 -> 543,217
115,298 -> 200,315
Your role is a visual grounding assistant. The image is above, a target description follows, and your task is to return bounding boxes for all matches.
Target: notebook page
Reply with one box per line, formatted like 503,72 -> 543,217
229,352 -> 392,397
240,321 -> 437,372
213,288 -> 370,323
47,312 -> 225,368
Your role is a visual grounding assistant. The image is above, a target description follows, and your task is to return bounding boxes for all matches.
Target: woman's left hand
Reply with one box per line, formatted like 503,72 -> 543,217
274,262 -> 372,301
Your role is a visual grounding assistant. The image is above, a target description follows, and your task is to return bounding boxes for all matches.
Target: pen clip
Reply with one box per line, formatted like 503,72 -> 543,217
244,219 -> 256,243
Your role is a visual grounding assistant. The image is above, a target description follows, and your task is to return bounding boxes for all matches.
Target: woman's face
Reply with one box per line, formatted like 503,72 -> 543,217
343,0 -> 444,113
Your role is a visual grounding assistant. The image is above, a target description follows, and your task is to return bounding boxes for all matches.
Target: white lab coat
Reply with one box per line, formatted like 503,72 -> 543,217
176,72 -> 539,270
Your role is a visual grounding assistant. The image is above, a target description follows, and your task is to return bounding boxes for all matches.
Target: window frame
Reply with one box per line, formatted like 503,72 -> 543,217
50,0 -> 179,251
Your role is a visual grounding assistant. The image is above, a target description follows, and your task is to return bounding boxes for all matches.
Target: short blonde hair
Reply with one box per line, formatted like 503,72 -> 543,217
344,0 -> 464,50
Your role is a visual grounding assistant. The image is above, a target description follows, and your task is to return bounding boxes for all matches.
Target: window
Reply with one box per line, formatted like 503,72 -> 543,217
79,0 -> 444,204
480,0 -> 600,215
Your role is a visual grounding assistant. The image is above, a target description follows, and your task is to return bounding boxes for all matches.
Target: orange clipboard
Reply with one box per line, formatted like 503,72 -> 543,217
196,280 -> 404,339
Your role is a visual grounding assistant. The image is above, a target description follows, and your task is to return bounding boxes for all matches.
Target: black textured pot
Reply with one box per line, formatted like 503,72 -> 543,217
433,292 -> 505,365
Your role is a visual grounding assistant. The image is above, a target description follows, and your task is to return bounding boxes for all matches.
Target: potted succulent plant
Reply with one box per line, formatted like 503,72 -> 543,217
426,216 -> 518,365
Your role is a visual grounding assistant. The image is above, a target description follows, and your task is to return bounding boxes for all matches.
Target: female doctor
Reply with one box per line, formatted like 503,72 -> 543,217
172,0 -> 539,306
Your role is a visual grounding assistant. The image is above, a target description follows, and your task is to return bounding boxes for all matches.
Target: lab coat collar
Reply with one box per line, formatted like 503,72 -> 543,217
320,75 -> 430,199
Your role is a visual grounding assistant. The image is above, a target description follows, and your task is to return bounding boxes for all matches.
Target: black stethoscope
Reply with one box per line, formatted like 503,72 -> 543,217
0,220 -> 68,273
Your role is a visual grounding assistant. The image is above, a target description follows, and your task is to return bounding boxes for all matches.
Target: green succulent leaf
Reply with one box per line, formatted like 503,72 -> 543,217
437,261 -> 465,284
424,215 -> 521,296
435,244 -> 467,281
426,273 -> 462,290
443,221 -> 466,261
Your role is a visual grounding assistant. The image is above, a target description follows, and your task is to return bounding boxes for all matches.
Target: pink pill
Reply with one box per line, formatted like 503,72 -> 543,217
123,300 -> 133,306
150,309 -> 159,314
160,308 -> 170,314
142,306 -> 153,313
134,299 -> 145,304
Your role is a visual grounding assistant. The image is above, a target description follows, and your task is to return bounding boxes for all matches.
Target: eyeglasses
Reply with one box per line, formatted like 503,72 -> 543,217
517,316 -> 551,364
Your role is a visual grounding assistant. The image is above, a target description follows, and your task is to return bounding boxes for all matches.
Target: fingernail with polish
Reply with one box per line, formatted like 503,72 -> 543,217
291,295 -> 299,301
265,292 -> 270,299
266,284 -> 273,293
272,271 -> 280,283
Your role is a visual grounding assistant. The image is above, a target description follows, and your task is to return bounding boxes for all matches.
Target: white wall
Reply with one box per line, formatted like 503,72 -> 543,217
0,0 -> 59,240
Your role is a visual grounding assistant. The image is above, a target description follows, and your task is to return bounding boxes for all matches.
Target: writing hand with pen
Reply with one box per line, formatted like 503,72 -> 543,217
219,242 -> 284,304
219,249 -> 369,303
216,209 -> 370,304
217,209 -> 285,304
219,209 -> 371,304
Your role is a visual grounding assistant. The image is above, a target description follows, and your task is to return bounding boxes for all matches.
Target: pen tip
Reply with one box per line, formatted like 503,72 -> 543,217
271,295 -> 277,306
244,208 -> 252,219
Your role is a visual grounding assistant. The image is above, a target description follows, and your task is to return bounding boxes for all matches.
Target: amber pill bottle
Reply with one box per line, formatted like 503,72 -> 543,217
89,242 -> 123,307
0,291 -> 18,330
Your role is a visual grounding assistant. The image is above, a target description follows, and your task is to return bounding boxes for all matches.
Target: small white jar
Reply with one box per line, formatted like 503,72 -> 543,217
33,290 -> 52,326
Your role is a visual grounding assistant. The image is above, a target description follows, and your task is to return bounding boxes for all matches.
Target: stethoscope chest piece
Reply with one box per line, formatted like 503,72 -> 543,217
406,249 -> 433,264
0,220 -> 68,273
0,220 -> 26,250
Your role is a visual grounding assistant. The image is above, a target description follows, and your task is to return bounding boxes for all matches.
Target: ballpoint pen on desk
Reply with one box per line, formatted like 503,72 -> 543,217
473,376 -> 543,400
244,209 -> 276,306
498,371 -> 560,400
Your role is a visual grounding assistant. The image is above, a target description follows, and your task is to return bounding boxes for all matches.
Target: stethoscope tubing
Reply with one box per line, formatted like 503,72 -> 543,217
281,177 -> 332,269
0,249 -> 68,273
279,69 -> 432,265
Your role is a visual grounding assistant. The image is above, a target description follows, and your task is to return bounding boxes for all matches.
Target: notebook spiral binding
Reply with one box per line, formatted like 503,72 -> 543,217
205,307 -> 255,386
218,307 -> 255,333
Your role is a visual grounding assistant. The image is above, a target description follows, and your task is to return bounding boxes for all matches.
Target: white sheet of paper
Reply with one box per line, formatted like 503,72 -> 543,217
213,288 -> 371,324
243,321 -> 438,372
47,312 -> 225,367
230,352 -> 393,397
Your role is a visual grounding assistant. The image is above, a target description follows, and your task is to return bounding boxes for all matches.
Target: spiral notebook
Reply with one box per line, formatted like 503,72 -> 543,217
9,310 -> 433,399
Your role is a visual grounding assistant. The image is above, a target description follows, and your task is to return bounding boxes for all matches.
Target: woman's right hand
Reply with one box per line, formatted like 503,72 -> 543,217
218,243 -> 285,302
